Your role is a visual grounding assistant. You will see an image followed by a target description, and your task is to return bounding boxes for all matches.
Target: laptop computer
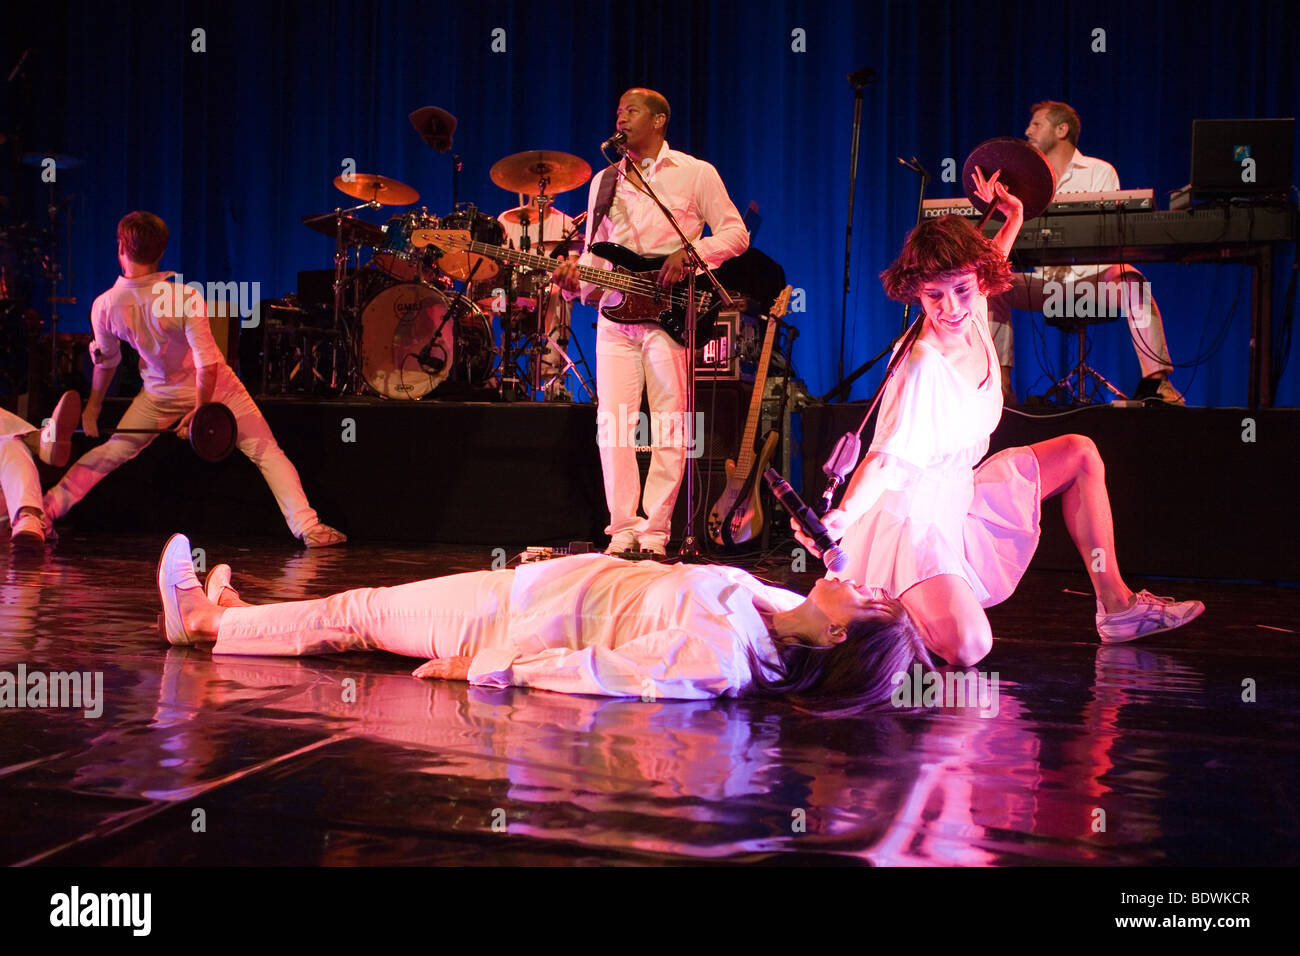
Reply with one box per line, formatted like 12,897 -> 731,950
1190,117 -> 1295,199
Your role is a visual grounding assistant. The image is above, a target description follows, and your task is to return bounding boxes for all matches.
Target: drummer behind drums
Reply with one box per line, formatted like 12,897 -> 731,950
493,196 -> 579,401
42,211 -> 348,547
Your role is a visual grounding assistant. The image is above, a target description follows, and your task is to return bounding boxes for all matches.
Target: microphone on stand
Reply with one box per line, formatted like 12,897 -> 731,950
764,469 -> 849,573
601,130 -> 628,152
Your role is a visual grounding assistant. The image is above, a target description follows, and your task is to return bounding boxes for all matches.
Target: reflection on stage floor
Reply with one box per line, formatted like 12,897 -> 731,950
2,534 -> 1296,865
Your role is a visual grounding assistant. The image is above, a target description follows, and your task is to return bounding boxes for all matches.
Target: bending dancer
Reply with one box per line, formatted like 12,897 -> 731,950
796,172 -> 1203,665
156,533 -> 929,715
42,211 -> 346,546
552,88 -> 749,556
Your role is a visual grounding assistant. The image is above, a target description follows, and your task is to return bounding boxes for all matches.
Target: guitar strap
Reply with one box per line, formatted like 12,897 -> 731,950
587,165 -> 620,248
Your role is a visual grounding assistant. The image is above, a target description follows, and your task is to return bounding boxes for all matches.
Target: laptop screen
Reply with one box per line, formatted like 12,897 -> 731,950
1191,118 -> 1295,197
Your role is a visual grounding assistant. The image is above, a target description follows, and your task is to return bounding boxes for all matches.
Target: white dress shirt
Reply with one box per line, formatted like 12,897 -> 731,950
89,273 -> 225,399
1035,149 -> 1122,283
467,554 -> 801,699
571,141 -> 749,311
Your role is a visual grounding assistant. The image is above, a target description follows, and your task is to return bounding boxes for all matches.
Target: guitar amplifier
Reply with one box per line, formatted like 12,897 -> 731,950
696,310 -> 761,382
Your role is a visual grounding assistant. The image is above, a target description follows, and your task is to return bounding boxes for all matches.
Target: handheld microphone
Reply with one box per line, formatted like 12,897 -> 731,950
602,130 -> 628,151
763,468 -> 849,573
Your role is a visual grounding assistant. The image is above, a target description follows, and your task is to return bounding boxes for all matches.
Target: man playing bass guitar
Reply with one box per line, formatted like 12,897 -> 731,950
553,88 -> 749,556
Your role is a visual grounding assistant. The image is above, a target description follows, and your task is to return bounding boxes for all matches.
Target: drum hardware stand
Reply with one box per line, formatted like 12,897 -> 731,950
43,187 -> 78,389
607,141 -> 736,559
331,201 -> 378,395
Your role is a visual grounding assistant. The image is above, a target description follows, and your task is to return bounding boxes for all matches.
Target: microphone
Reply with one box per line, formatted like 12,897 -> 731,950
763,469 -> 849,573
602,130 -> 627,151
820,432 -> 861,514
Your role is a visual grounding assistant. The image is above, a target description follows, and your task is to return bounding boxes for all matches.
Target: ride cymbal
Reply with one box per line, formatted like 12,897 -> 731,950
489,150 -> 591,195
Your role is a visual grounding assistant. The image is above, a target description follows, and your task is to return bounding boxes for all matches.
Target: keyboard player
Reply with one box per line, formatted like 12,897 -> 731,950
990,101 -> 1183,405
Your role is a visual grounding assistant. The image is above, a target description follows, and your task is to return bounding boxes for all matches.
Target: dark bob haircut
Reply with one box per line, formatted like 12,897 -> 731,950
879,214 -> 1015,303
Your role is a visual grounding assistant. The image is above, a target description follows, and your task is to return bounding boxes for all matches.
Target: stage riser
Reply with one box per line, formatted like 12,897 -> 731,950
53,400 -> 608,546
800,404 -> 1300,582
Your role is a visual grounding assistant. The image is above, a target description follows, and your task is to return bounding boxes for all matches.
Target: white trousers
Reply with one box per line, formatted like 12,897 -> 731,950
0,436 -> 42,526
594,318 -> 687,545
214,568 -> 514,659
44,366 -> 321,537
989,267 -> 1174,379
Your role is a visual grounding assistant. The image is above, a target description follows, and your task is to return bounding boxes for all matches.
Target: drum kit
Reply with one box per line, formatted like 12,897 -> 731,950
297,114 -> 595,402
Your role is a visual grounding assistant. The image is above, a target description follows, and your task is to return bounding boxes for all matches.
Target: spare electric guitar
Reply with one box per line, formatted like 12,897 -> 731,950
706,285 -> 791,549
411,230 -> 739,346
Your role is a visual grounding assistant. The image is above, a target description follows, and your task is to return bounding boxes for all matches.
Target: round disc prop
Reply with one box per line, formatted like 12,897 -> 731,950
962,137 -> 1057,221
189,402 -> 238,462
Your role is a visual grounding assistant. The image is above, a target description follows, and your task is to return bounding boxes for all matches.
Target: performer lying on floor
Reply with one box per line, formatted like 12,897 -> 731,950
794,171 -> 1203,666
156,533 -> 930,715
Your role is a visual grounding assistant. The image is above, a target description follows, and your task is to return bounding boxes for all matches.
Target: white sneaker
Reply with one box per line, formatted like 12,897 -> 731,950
39,390 -> 82,467
1096,590 -> 1205,643
1155,378 -> 1185,406
10,512 -> 45,551
157,533 -> 203,645
637,533 -> 668,557
605,531 -> 638,555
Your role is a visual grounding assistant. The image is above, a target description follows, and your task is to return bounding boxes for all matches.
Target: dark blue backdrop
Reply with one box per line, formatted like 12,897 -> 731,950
5,0 -> 1299,406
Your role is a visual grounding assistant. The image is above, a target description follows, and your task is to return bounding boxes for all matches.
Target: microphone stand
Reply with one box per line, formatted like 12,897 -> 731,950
836,66 -> 876,388
822,156 -> 928,403
604,141 -> 735,560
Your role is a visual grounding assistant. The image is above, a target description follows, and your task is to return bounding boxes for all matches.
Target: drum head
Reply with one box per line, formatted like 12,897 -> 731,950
190,402 -> 238,462
436,212 -> 504,282
361,283 -> 458,399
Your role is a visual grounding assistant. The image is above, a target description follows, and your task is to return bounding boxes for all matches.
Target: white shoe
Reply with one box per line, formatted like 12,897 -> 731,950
1096,590 -> 1205,644
10,512 -> 45,551
637,533 -> 668,557
157,533 -> 203,645
39,390 -> 82,467
205,564 -> 236,606
301,523 -> 347,548
605,531 -> 638,555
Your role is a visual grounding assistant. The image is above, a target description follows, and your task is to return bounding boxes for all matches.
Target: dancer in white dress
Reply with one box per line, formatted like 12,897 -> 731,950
796,170 -> 1204,664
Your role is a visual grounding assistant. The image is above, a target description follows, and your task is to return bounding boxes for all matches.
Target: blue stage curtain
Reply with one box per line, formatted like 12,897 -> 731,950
4,0 -> 1298,406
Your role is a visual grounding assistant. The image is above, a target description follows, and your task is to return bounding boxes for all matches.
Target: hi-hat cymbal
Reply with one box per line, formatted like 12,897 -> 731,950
962,138 -> 1057,221
333,173 -> 419,206
490,150 -> 591,195
301,212 -> 387,247
22,152 -> 83,170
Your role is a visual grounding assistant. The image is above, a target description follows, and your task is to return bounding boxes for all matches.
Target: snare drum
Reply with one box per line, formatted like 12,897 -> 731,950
436,207 -> 505,282
360,281 -> 495,399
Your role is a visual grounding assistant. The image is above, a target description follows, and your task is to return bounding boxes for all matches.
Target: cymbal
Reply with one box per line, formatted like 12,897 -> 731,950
499,204 -> 569,227
332,173 -> 418,206
962,138 -> 1057,222
22,152 -> 83,169
490,150 -> 591,195
301,212 -> 387,247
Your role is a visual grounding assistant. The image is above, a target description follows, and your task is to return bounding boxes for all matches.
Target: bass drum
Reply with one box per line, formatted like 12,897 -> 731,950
361,282 -> 496,399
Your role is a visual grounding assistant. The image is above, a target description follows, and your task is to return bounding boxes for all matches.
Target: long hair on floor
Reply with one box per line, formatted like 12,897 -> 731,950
745,597 -> 934,717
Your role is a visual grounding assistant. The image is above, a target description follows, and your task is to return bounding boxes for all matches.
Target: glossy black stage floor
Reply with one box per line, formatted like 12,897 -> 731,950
1,535 -> 1297,866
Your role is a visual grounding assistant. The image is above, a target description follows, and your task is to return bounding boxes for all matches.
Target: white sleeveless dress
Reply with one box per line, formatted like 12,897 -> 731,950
833,307 -> 1042,608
